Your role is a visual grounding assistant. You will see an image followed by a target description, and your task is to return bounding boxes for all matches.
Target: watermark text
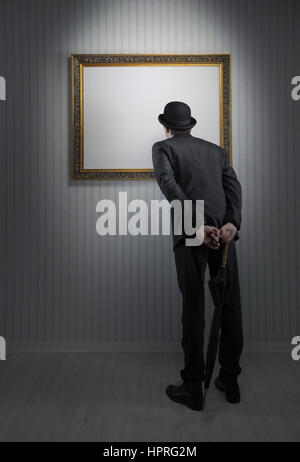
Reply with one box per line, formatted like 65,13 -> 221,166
291,336 -> 300,361
0,76 -> 6,101
0,336 -> 6,360
96,192 -> 204,246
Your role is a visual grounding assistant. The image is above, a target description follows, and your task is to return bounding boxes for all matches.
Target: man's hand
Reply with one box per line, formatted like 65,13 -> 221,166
197,225 -> 220,249
220,222 -> 237,242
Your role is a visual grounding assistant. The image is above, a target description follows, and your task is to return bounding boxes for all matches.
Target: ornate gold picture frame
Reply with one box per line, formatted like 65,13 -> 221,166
71,54 -> 232,180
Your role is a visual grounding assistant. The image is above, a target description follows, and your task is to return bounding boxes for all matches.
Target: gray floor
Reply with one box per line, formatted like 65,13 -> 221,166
0,352 -> 299,442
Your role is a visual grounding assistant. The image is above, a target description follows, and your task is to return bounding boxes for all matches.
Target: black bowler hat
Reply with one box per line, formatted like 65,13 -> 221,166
158,101 -> 197,130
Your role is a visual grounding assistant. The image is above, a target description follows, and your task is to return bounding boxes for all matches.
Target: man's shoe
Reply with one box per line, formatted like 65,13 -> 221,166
215,376 -> 241,404
165,380 -> 203,411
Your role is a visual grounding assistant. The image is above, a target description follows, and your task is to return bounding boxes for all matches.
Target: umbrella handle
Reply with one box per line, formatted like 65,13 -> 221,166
221,241 -> 230,267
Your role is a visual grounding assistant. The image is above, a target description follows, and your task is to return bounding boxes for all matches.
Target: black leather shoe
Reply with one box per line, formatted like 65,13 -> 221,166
165,380 -> 203,411
215,376 -> 241,403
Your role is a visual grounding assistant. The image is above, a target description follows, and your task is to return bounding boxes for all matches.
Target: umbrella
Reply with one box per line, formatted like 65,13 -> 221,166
203,240 -> 230,408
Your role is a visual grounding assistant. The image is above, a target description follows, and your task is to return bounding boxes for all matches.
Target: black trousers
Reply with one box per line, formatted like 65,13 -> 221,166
174,239 -> 244,383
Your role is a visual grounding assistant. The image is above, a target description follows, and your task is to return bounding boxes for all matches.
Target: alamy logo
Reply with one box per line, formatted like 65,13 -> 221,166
0,76 -> 6,100
291,76 -> 300,101
0,336 -> 6,360
96,191 -> 205,246
291,336 -> 300,361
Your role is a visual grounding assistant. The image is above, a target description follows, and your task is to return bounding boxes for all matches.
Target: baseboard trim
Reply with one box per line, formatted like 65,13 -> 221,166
6,342 -> 291,353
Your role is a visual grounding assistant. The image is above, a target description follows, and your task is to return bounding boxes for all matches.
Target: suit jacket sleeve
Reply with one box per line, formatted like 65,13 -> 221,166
152,142 -> 204,227
222,150 -> 242,231
152,142 -> 190,204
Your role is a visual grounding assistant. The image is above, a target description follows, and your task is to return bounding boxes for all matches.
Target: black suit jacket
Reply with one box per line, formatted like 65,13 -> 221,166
152,133 -> 242,250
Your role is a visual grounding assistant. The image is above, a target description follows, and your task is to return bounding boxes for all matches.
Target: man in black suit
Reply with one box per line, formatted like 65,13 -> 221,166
152,101 -> 243,411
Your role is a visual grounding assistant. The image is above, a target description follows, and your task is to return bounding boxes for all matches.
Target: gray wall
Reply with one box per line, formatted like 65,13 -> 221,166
0,0 -> 299,344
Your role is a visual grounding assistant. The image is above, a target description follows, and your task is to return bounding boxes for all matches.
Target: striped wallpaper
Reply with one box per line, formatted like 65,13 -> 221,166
0,0 -> 299,344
